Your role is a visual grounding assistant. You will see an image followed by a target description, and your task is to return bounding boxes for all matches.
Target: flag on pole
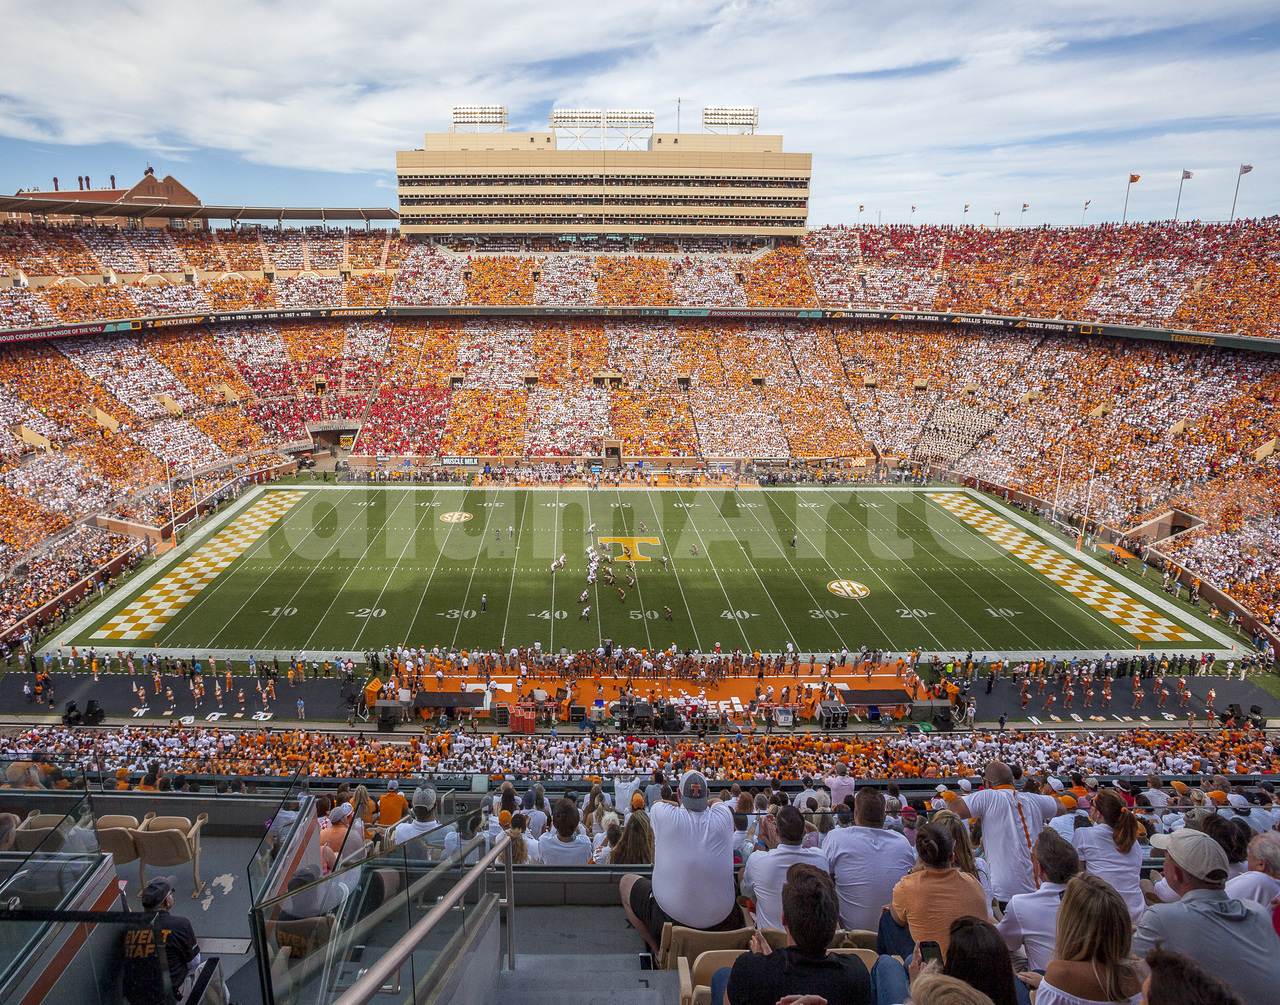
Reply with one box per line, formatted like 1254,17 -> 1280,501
1240,165 -> 1253,175
859,204 -> 864,211
911,206 -> 916,212
1084,200 -> 1091,208
1022,203 -> 1029,210
1182,170 -> 1193,180
1129,174 -> 1140,183
963,204 -> 969,211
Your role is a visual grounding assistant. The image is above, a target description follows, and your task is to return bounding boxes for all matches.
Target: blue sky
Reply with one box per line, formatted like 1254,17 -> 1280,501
0,1 -> 1276,227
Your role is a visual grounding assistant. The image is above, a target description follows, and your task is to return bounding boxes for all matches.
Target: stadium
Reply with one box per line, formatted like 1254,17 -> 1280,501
0,69 -> 1278,1005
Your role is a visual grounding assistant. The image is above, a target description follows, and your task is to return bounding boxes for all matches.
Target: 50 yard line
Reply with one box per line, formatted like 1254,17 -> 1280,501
635,490 -> 702,652
614,487 -> 653,652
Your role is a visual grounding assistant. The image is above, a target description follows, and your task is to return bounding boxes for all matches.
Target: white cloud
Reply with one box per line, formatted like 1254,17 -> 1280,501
0,0 -> 1276,223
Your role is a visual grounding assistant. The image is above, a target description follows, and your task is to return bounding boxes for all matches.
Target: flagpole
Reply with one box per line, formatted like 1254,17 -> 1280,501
1175,172 -> 1185,221
1230,168 -> 1244,223
1122,178 -> 1132,224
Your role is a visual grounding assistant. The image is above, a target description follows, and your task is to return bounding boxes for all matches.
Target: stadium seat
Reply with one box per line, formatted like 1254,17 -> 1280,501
678,949 -> 745,1005
830,947 -> 880,971
830,928 -> 879,950
13,811 -> 68,852
660,924 -> 756,970
135,812 -> 208,898
95,814 -> 141,866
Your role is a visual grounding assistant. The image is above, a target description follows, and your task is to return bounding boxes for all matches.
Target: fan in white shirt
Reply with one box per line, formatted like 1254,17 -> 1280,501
822,788 -> 916,931
740,806 -> 828,931
950,762 -> 1070,903
997,828 -> 1080,972
1224,831 -> 1280,906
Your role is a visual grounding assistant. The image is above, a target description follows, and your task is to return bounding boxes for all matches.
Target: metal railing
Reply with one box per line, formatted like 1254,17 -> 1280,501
331,833 -> 515,1005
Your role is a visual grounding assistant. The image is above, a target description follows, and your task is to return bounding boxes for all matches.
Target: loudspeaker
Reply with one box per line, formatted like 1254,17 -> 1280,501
569,705 -> 586,723
1251,704 -> 1264,716
491,704 -> 510,727
1229,703 -> 1243,719
931,714 -> 953,733
85,699 -> 105,726
818,701 -> 848,729
376,715 -> 397,733
632,701 -> 652,719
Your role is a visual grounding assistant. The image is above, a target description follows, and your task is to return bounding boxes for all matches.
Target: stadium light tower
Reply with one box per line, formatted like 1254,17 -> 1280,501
604,109 -> 656,150
551,109 -> 604,149
702,106 -> 758,134
451,105 -> 508,133
550,109 -> 655,150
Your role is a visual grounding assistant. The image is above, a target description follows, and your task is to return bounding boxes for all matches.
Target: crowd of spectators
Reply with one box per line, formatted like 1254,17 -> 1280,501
216,229 -> 266,271
128,280 -> 212,316
0,525 -> 136,635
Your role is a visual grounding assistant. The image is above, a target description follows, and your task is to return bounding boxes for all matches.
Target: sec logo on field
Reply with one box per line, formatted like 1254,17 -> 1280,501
440,511 -> 473,523
827,580 -> 870,600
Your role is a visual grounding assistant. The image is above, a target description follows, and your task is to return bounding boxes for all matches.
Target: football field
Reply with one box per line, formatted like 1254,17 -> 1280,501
57,485 -> 1231,659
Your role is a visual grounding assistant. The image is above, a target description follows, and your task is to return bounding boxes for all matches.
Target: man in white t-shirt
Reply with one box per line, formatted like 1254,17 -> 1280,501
824,762 -> 856,809
997,828 -> 1079,972
1224,831 -> 1280,907
392,786 -> 441,852
620,770 -> 737,955
741,805 -> 828,931
950,762 -> 1068,906
538,798 -> 594,865
822,787 -> 916,931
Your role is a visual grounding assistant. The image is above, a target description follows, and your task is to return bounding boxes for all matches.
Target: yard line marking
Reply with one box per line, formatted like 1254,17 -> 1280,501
717,491 -> 843,651
92,492 -> 305,641
248,493 -> 382,652
672,490 -> 750,649
927,493 -> 1197,643
398,490 -> 464,649
550,488 -> 561,650
500,491 -> 532,649
303,491 -> 416,652
613,487 -> 653,651
585,493 -> 607,641
452,490 -> 500,649
635,491 -> 702,651
915,495 -> 1096,650
156,491 -> 301,644
767,492 -> 910,651
826,490 -> 1000,651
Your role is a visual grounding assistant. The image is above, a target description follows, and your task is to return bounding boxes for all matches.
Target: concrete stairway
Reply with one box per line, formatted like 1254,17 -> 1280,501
499,954 -> 679,1005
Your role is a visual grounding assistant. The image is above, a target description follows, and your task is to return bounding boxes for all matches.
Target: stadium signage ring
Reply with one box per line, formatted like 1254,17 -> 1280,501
440,511 -> 473,523
827,580 -> 870,600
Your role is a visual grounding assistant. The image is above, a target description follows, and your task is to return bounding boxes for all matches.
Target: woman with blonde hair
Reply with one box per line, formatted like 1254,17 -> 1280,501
910,969 -> 997,1005
507,812 -> 533,865
583,784 -> 608,837
1019,873 -> 1145,1004
1072,789 -> 1144,921
350,785 -> 376,834
932,809 -> 995,911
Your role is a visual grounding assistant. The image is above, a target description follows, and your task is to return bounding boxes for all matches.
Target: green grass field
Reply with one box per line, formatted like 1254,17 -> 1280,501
59,486 -> 1229,658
